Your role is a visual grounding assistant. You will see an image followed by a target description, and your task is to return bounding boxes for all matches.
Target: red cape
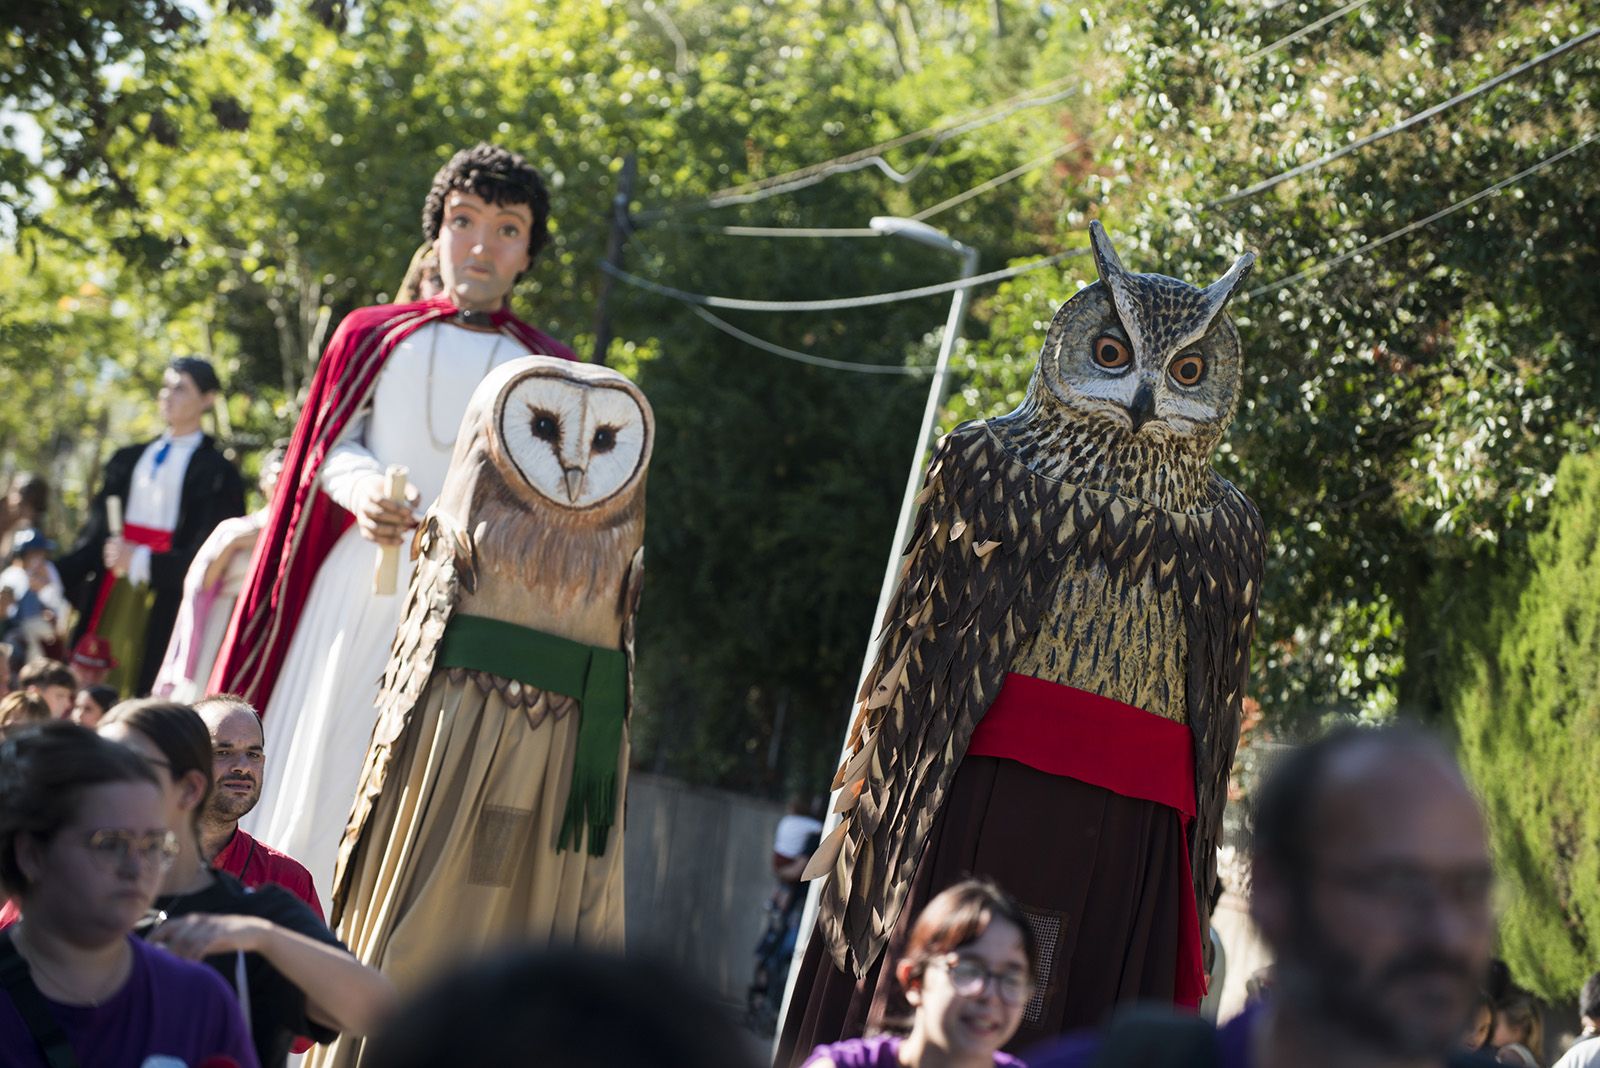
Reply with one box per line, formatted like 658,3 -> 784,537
208,296 -> 575,712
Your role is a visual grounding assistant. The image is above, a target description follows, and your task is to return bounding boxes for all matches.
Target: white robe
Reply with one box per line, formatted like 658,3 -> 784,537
246,322 -> 530,905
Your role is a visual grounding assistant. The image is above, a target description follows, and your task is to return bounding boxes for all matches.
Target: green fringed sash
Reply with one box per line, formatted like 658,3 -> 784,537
437,613 -> 628,857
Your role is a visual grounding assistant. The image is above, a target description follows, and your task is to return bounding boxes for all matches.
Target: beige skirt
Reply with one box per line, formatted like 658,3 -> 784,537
311,670 -> 626,1068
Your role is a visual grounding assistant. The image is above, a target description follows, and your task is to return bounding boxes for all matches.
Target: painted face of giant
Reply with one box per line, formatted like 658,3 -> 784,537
433,191 -> 534,312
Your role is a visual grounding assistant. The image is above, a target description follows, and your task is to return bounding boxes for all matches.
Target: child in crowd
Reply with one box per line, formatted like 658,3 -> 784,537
803,879 -> 1035,1068
1,532 -> 69,665
15,659 -> 75,719
0,692 -> 50,730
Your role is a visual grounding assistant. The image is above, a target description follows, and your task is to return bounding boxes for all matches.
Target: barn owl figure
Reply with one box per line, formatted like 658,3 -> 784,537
322,356 -> 652,1052
781,222 -> 1264,1059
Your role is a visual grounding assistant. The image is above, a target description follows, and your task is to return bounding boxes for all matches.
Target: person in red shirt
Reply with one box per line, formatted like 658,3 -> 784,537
193,694 -> 322,920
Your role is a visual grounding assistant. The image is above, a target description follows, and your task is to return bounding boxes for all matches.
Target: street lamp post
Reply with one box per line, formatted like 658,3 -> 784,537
776,217 -> 979,1046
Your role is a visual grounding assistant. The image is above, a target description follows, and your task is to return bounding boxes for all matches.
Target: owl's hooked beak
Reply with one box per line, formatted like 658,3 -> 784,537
1125,383 -> 1157,432
563,467 -> 587,502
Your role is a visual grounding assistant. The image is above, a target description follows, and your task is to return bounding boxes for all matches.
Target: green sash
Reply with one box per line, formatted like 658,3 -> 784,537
436,613 -> 628,857
96,578 -> 155,695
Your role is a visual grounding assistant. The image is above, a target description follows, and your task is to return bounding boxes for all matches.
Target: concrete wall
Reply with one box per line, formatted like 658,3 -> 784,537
625,772 -> 789,1001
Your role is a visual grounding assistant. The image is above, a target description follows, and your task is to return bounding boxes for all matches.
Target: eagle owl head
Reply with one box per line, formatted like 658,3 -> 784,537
997,222 -> 1255,511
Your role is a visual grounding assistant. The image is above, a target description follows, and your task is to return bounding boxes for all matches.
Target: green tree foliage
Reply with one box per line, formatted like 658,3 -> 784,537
7,0 -> 1596,803
960,0 -> 1600,734
3,0 -> 1095,795
1445,451 -> 1600,1002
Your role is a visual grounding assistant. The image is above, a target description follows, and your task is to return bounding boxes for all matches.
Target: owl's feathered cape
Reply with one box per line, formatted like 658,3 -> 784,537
208,296 -> 576,711
811,419 -> 1263,979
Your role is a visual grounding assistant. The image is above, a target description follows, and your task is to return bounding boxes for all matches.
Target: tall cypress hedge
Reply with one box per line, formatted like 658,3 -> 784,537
1444,451 -> 1600,1001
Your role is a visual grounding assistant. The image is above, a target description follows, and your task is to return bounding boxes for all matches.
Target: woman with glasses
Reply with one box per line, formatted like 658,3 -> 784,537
803,879 -> 1035,1068
0,719 -> 257,1066
98,699 -> 395,1068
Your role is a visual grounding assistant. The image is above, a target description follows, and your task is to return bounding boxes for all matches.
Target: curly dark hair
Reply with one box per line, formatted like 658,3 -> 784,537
421,143 -> 551,266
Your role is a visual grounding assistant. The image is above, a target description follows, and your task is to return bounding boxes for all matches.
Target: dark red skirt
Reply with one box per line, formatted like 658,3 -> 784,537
775,754 -> 1190,1067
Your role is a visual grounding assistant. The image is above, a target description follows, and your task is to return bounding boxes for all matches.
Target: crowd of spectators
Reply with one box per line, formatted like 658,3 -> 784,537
2,533 -> 1599,1068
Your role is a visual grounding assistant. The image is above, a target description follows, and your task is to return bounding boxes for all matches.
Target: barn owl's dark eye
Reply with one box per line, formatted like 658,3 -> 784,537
592,427 -> 617,454
1091,334 -> 1132,371
531,410 -> 560,442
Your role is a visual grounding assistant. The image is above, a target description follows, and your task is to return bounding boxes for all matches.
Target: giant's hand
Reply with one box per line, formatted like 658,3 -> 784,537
102,536 -> 133,576
352,473 -> 421,546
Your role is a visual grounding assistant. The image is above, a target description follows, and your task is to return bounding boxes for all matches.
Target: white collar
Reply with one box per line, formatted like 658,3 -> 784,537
159,429 -> 205,448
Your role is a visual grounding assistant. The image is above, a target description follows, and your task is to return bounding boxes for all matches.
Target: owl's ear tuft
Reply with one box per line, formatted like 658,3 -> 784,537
1087,220 -> 1130,286
1200,251 -> 1257,324
1087,221 -> 1143,354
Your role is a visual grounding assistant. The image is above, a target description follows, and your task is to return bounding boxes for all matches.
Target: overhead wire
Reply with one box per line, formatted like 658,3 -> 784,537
612,15 -> 1597,372
1211,25 -> 1600,206
911,139 -> 1084,222
601,248 -> 1088,313
689,307 -> 931,376
1245,131 -> 1599,300
634,77 -> 1079,220
673,224 -> 883,238
1241,0 -> 1372,64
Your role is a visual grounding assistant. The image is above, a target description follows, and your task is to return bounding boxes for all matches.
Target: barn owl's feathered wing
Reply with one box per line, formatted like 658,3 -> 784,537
809,421 -> 1263,978
329,511 -> 475,922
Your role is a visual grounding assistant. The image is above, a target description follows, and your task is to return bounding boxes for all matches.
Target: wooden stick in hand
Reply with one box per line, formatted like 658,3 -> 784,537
372,465 -> 409,595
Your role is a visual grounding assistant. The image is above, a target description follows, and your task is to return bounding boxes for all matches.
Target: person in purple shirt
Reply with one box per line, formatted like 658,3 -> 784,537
0,720 -> 257,1067
803,879 -> 1033,1068
1029,724 -> 1500,1068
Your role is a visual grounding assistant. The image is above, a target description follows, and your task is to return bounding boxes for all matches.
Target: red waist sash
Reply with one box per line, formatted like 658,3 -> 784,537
967,672 -> 1206,1008
86,523 -> 174,633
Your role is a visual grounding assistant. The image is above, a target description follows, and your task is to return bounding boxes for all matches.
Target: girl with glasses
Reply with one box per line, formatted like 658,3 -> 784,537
803,879 -> 1036,1068
0,720 -> 256,1066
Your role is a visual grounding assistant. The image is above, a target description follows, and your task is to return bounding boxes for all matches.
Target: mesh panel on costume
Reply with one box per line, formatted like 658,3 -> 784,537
469,805 -> 532,886
1020,905 -> 1065,1026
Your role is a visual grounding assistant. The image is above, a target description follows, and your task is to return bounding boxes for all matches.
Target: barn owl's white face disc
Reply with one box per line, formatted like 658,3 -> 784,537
497,375 -> 650,508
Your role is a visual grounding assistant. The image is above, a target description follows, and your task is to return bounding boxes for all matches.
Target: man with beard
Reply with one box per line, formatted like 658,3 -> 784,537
1030,725 -> 1499,1068
195,693 -> 322,920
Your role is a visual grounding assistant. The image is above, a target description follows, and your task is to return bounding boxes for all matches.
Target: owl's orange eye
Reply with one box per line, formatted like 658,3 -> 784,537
1091,335 -> 1131,370
1169,353 -> 1207,386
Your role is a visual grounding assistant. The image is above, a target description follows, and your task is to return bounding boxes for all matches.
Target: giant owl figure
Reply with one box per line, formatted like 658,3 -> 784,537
779,223 -> 1264,1060
315,356 -> 652,1066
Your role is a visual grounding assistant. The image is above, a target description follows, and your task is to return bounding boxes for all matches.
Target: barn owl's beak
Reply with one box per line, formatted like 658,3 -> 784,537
564,467 -> 586,502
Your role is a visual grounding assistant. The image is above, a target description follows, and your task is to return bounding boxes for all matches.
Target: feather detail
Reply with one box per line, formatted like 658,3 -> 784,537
329,509 -> 470,923
814,422 -> 1265,980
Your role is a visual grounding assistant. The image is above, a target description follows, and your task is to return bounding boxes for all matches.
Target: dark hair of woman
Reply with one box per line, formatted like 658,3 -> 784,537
82,684 -> 121,716
365,948 -> 758,1068
0,719 -> 159,897
420,142 -> 551,262
99,699 -> 213,826
897,878 -> 1037,992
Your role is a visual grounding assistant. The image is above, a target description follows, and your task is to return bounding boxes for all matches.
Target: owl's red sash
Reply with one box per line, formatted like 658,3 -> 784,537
967,672 -> 1206,1008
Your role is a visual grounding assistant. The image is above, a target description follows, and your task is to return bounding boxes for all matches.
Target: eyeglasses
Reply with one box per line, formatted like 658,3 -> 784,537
1318,863 -> 1495,918
78,829 -> 180,870
931,956 -> 1034,1005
